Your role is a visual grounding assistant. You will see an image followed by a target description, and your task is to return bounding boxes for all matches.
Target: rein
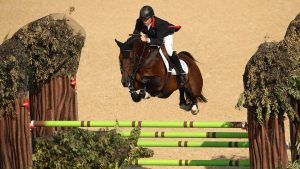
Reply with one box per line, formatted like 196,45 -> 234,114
128,42 -> 147,91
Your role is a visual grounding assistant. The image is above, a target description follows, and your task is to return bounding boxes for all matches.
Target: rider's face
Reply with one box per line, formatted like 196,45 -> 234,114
143,17 -> 152,26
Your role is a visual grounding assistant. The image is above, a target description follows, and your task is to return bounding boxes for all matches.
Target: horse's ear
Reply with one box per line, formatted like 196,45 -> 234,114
115,39 -> 124,49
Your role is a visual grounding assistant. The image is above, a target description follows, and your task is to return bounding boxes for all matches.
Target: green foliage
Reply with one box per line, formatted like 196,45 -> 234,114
0,38 -> 29,118
237,13 -> 300,123
288,160 -> 300,169
32,128 -> 154,169
14,15 -> 85,84
0,14 -> 85,118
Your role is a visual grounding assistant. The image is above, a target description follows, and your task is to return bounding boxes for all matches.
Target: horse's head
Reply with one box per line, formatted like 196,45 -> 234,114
115,39 -> 134,87
115,37 -> 146,87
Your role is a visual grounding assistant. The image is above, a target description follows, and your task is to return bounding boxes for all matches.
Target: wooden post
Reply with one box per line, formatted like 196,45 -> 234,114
247,107 -> 288,169
290,101 -> 300,162
0,97 -> 32,169
30,76 -> 78,139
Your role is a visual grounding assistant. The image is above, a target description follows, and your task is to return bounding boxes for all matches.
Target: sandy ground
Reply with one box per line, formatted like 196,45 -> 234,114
1,1 -> 300,168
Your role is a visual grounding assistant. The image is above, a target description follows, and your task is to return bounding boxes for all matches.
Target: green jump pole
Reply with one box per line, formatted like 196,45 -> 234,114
130,159 -> 250,167
31,121 -> 246,128
137,141 -> 249,148
119,131 -> 248,138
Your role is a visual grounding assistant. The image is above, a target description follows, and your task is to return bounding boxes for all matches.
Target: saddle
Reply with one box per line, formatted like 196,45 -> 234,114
158,47 -> 188,75
144,45 -> 188,75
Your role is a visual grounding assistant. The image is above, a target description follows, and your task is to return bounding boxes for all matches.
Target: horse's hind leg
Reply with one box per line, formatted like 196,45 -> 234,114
179,88 -> 186,105
190,97 -> 199,115
179,88 -> 190,111
184,88 -> 199,115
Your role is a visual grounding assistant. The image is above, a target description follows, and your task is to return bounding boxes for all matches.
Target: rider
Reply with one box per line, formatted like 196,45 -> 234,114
126,5 -> 186,86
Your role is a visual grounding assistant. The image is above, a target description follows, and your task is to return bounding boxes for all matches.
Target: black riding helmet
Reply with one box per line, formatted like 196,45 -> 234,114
139,5 -> 154,20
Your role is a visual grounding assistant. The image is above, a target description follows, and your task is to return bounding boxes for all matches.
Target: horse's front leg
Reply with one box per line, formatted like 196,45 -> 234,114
138,77 -> 150,99
129,77 -> 150,102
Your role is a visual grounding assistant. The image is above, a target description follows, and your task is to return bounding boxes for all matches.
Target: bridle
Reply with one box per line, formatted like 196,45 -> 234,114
119,34 -> 157,93
128,42 -> 147,92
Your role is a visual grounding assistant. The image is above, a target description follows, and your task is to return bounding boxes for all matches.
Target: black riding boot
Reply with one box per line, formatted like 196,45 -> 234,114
170,52 -> 186,86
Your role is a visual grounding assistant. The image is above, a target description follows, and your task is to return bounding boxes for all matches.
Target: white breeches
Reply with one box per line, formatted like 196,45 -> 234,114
163,35 -> 173,56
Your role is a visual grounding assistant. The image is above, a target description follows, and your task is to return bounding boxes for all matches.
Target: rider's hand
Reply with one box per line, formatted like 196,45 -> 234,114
140,32 -> 148,42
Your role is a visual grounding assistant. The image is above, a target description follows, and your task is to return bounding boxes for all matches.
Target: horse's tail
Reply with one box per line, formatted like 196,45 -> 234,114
198,94 -> 207,103
178,51 -> 198,63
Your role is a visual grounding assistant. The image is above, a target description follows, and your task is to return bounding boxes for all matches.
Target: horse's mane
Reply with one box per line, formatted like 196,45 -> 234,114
178,51 -> 198,62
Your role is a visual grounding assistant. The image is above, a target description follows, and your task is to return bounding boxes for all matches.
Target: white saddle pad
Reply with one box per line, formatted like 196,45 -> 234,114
159,48 -> 189,75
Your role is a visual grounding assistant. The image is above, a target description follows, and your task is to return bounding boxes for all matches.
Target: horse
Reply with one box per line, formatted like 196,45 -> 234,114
115,36 -> 207,115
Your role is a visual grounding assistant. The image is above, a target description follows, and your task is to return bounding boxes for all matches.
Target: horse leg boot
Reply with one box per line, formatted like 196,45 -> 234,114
170,52 -> 186,87
179,88 -> 186,105
139,78 -> 150,99
179,88 -> 190,111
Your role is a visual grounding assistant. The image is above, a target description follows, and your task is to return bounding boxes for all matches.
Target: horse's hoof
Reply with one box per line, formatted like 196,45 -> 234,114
191,109 -> 199,115
132,96 -> 141,102
179,102 -> 190,111
191,105 -> 199,115
131,92 -> 141,102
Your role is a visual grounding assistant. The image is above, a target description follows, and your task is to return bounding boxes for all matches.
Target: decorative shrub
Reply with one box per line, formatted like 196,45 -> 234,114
32,127 -> 153,169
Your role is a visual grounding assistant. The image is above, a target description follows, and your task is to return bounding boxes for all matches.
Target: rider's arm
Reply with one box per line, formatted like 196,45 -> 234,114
148,22 -> 168,46
133,19 -> 143,34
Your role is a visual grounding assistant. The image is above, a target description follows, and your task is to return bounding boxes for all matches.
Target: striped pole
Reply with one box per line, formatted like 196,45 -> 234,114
119,131 -> 248,138
137,141 -> 249,148
30,121 -> 246,128
129,159 -> 250,167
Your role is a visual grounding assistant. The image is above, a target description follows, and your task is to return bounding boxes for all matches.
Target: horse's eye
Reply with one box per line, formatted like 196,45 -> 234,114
122,51 -> 130,58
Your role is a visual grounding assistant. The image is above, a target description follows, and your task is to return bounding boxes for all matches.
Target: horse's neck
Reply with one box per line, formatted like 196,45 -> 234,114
142,47 -> 159,66
134,42 -> 166,70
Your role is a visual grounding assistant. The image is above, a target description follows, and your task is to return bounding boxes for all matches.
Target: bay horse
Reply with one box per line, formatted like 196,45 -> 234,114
115,36 -> 207,115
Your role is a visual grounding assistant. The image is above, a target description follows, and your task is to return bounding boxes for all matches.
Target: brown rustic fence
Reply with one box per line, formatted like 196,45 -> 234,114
0,97 -> 32,169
